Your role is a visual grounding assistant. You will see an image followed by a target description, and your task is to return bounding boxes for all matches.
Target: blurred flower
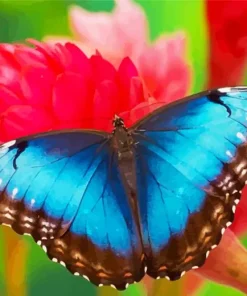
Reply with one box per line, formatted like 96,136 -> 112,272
0,40 -> 155,142
230,187 -> 247,236
195,229 -> 247,294
206,0 -> 247,88
144,228 -> 247,295
44,0 -> 190,103
0,40 -> 247,295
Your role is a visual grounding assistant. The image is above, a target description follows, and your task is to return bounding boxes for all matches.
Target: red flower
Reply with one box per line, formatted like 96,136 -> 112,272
0,40 -> 152,142
0,41 -> 247,294
206,0 -> 247,238
206,0 -> 247,88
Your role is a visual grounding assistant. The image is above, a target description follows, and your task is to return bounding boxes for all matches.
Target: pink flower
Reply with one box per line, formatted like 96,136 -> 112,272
44,0 -> 190,103
0,41 -> 246,294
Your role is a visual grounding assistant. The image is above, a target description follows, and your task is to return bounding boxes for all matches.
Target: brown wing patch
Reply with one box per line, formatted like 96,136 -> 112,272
0,191 -> 145,291
0,192 -> 63,240
38,231 -> 145,291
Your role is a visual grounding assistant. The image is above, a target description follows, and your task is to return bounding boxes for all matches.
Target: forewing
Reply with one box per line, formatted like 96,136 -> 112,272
0,130 -> 144,290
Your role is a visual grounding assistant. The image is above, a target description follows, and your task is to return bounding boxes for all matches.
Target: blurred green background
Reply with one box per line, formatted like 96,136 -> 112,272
0,0 -> 246,295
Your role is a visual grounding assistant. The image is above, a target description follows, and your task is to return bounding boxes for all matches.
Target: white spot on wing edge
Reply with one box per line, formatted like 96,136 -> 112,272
23,232 -> 31,236
218,87 -> 232,93
180,271 -> 186,278
1,140 -> 16,149
42,245 -> 47,253
60,261 -> 66,267
4,213 -> 14,220
218,86 -> 247,94
83,275 -> 89,281
23,216 -> 34,223
2,223 -> 10,227
236,132 -> 246,142
12,188 -> 18,199
226,221 -> 232,227
226,150 -> 233,158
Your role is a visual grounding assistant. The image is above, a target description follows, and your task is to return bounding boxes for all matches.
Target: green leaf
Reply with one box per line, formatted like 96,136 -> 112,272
98,280 -> 146,296
25,237 -> 96,296
74,0 -> 114,12
0,0 -> 71,42
198,281 -> 246,296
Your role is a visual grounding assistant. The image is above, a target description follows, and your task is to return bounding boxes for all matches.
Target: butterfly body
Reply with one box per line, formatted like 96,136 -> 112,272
0,86 -> 247,290
111,116 -> 134,154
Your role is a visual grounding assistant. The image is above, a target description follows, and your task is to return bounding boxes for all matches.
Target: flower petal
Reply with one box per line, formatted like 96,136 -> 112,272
90,55 -> 117,86
69,0 -> 147,66
0,85 -> 23,113
64,43 -> 92,78
21,65 -> 55,107
93,80 -> 119,131
44,36 -> 94,57
206,0 -> 247,87
184,273 -> 204,296
27,39 -> 67,74
0,45 -> 22,95
196,229 -> 247,294
14,45 -> 47,67
0,105 -> 54,142
129,77 -> 145,109
138,32 -> 190,102
117,57 -> 141,112
52,72 -> 91,123
120,97 -> 164,127
230,186 -> 247,236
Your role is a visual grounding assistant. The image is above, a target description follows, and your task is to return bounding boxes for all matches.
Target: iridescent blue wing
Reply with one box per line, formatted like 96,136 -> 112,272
0,131 -> 144,290
131,86 -> 247,280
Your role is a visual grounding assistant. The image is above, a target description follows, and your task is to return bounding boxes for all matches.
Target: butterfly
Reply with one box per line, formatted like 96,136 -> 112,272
0,86 -> 246,290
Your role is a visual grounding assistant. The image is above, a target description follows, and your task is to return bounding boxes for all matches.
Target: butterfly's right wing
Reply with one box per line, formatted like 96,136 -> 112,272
0,131 -> 144,290
131,87 -> 246,281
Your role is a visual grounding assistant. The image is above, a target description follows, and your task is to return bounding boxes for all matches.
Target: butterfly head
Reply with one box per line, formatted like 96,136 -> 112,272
112,115 -> 125,129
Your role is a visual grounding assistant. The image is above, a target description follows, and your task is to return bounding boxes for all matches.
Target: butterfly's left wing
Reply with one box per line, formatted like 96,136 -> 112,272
132,86 -> 247,280
0,131 -> 144,290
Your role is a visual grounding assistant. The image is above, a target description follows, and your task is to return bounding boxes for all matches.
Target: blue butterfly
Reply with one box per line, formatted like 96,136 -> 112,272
0,86 -> 245,290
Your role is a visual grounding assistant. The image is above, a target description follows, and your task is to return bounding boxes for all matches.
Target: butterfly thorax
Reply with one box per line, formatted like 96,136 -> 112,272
112,116 -> 134,158
112,116 -> 136,193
